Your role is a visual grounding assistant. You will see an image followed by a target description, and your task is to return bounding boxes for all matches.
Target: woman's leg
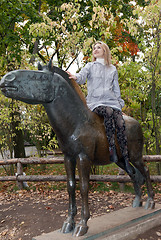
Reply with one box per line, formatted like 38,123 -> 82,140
93,106 -> 118,163
113,109 -> 132,174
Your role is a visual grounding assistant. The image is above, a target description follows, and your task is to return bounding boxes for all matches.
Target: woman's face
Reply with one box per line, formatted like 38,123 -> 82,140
92,43 -> 104,59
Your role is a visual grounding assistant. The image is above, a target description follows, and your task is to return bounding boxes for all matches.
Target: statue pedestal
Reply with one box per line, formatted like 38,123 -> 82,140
33,203 -> 161,240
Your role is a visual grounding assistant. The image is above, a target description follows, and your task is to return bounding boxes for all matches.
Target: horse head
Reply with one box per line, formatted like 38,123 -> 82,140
0,61 -> 71,105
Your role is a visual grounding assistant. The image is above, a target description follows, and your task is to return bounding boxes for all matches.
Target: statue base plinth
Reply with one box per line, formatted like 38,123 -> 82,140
33,203 -> 161,240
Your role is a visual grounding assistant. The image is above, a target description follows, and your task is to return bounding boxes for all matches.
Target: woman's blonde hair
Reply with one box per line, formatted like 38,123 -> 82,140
92,41 -> 111,66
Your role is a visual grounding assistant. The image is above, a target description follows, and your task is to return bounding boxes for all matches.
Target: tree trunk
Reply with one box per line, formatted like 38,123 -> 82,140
10,100 -> 26,158
12,110 -> 26,158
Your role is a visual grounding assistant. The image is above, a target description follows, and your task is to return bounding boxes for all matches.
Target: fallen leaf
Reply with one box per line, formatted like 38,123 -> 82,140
45,206 -> 52,210
1,229 -> 8,236
109,205 -> 114,209
20,221 -> 25,226
156,232 -> 161,237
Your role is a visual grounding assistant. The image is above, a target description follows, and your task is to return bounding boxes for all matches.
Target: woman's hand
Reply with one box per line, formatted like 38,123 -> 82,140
66,71 -> 77,81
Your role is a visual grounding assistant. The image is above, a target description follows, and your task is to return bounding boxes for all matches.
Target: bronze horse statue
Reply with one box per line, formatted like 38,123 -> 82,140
0,61 -> 154,237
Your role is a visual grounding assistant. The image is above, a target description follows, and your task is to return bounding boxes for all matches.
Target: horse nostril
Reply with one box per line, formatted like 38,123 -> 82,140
5,73 -> 16,82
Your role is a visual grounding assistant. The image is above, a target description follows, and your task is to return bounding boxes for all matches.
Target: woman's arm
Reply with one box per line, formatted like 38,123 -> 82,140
113,70 -> 125,109
74,62 -> 92,85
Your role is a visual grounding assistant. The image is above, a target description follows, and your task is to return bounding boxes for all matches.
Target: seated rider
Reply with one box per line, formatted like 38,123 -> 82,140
67,41 -> 132,175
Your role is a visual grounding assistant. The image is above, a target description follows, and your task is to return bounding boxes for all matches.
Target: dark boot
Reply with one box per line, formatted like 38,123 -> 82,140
124,158 -> 134,176
109,147 -> 118,163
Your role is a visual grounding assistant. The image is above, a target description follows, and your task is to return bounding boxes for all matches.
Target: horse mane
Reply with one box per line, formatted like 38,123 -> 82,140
51,65 -> 87,106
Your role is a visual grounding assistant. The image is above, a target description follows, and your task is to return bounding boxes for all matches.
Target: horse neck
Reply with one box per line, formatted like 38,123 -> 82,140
43,76 -> 90,141
53,66 -> 87,106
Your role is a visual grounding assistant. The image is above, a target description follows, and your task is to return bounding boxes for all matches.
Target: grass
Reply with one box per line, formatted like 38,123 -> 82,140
89,181 -> 135,194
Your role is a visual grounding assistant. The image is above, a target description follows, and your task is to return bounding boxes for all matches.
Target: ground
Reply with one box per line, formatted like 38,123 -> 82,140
0,187 -> 161,240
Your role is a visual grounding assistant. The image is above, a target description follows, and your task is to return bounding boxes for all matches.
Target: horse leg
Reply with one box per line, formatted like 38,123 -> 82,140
61,155 -> 77,234
116,160 -> 144,208
73,153 -> 91,237
134,160 -> 155,209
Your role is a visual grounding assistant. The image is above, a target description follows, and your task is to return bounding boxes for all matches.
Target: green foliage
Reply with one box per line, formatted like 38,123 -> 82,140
28,0 -> 148,67
22,104 -> 59,156
0,0 -> 160,158
118,60 -> 161,154
123,0 -> 161,155
0,96 -> 16,158
0,0 -> 40,66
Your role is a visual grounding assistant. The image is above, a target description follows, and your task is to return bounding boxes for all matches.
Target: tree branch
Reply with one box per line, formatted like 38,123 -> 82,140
65,54 -> 79,71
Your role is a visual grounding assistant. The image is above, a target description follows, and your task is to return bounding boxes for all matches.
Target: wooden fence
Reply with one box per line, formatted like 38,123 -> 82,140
0,155 -> 161,189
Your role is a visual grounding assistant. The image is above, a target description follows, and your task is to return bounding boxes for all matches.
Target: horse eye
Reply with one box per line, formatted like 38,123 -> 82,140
5,73 -> 16,82
42,74 -> 48,80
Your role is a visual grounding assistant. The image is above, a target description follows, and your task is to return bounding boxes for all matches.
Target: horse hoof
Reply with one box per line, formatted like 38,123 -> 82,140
61,220 -> 75,233
73,224 -> 88,237
132,198 -> 142,208
145,199 -> 155,210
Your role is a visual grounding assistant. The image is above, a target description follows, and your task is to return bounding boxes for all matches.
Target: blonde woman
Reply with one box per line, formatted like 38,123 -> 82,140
67,41 -> 131,174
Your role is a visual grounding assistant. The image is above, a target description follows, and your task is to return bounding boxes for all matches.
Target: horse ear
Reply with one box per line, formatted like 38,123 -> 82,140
38,62 -> 43,70
48,55 -> 56,73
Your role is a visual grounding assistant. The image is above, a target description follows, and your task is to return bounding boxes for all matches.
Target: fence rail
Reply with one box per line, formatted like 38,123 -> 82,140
0,156 -> 64,165
0,155 -> 160,166
0,174 -> 161,183
0,155 -> 161,189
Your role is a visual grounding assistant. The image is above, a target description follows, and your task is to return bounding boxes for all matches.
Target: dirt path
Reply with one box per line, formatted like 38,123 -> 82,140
0,189 -> 161,240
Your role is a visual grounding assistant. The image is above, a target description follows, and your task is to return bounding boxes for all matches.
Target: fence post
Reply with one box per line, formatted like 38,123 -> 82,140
16,162 -> 23,189
118,167 -> 125,191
